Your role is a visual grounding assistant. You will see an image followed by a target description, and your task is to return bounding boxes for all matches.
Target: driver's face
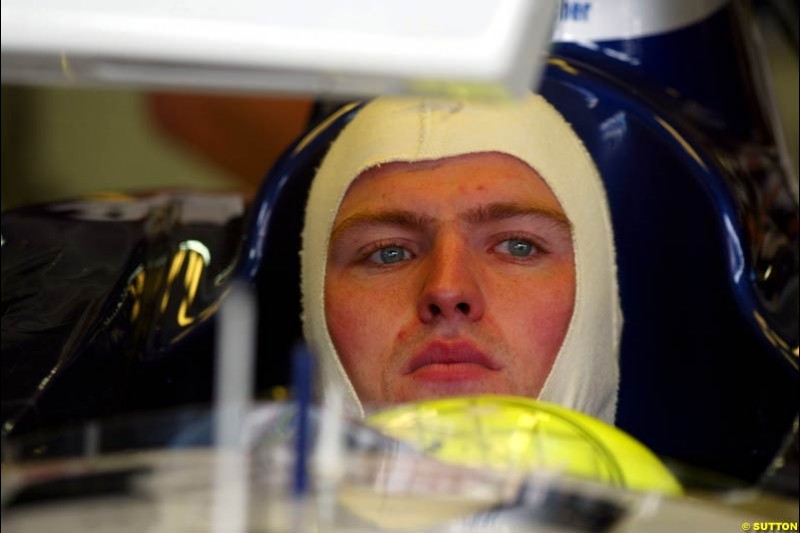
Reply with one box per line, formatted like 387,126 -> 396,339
325,152 -> 575,405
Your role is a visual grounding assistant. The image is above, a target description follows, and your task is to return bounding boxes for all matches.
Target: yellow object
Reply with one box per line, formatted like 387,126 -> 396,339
367,395 -> 682,496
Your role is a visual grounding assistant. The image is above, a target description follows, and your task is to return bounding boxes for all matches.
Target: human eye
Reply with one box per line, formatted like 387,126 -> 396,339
363,243 -> 414,265
492,236 -> 542,260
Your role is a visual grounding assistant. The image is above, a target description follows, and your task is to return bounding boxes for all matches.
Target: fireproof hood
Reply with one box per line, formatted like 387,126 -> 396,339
301,94 -> 622,423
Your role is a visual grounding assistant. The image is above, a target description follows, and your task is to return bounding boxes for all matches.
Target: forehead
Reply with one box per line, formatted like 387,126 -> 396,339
336,151 -> 565,218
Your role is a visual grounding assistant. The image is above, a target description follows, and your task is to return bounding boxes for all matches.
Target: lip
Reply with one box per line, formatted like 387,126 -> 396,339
404,341 -> 502,377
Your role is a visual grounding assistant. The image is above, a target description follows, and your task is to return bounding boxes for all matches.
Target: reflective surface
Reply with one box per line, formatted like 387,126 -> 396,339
2,402 -> 795,533
1,192 -> 245,435
367,396 -> 682,495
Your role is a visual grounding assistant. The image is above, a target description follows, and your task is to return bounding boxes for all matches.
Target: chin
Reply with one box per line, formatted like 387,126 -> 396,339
391,376 -> 515,403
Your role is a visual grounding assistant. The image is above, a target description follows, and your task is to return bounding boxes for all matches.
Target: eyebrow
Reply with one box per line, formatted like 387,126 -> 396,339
461,203 -> 571,229
330,210 -> 436,245
330,202 -> 570,245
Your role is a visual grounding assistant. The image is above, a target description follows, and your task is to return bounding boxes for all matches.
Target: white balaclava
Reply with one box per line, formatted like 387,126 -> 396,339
301,94 -> 622,424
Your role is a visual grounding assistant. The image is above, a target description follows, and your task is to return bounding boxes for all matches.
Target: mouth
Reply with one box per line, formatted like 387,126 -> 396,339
404,341 -> 501,381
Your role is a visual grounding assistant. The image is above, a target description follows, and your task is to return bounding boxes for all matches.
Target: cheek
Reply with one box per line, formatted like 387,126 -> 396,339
324,277 -> 408,380
497,269 -> 576,356
324,282 -> 370,368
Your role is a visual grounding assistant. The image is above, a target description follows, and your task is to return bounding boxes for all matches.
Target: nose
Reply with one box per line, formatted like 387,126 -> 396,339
417,238 -> 485,324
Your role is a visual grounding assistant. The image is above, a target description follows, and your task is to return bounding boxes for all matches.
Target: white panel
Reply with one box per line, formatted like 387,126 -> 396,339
1,0 -> 558,98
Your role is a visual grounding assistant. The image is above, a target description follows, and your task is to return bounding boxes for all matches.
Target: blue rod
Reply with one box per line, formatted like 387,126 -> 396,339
291,343 -> 313,498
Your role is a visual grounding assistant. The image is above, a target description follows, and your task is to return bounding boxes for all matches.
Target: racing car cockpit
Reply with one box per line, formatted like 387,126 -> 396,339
1,0 -> 798,530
